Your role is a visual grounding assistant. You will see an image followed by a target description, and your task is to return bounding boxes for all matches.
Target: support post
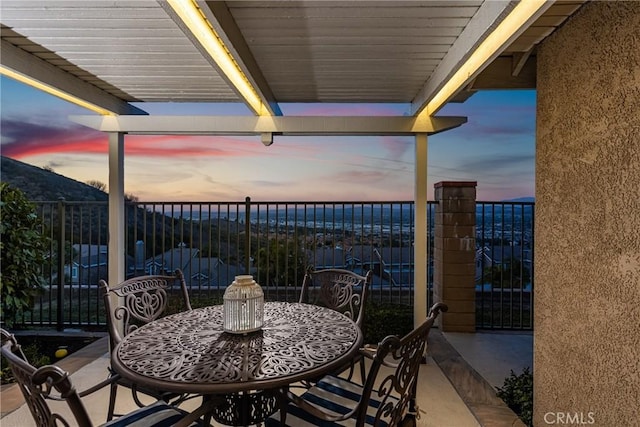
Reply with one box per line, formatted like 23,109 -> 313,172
433,181 -> 477,332
413,133 -> 428,328
108,132 -> 125,347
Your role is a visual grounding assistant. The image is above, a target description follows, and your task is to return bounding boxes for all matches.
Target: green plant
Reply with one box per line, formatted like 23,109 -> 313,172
255,238 -> 307,287
165,293 -> 224,315
484,257 -> 531,289
497,367 -> 533,427
1,340 -> 51,384
363,302 -> 413,345
0,183 -> 51,327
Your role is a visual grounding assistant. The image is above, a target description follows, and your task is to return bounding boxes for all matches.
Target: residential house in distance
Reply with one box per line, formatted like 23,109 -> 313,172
475,245 -> 532,290
65,244 -> 134,286
138,242 -> 246,289
312,245 -> 414,289
143,242 -> 198,276
181,257 -> 246,290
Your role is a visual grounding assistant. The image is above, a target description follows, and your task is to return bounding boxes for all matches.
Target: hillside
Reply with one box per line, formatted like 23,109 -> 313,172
0,156 -> 231,257
503,197 -> 535,203
0,156 -> 108,202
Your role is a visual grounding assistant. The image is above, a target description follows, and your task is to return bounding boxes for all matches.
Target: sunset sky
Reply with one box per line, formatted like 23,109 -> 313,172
1,75 -> 536,202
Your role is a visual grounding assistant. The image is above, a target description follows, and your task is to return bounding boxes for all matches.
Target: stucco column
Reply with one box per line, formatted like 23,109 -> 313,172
433,181 -> 477,332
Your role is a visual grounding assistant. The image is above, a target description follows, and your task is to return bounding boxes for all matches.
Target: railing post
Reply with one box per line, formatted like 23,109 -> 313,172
245,196 -> 251,274
56,197 -> 66,331
433,181 -> 477,332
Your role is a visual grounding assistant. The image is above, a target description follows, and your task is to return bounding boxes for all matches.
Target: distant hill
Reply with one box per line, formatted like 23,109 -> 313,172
0,156 -> 230,257
503,197 -> 535,203
0,156 -> 108,202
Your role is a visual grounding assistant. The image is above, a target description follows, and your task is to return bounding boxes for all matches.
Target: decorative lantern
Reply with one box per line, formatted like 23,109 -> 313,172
223,275 -> 264,334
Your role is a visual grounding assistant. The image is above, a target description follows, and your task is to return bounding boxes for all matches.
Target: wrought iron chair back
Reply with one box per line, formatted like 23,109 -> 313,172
1,329 -> 92,427
269,302 -> 448,427
99,269 -> 192,348
1,328 -> 209,427
99,269 -> 193,421
358,302 -> 448,426
299,267 -> 372,329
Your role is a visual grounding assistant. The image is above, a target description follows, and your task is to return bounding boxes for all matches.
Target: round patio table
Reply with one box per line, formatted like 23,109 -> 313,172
111,301 -> 362,425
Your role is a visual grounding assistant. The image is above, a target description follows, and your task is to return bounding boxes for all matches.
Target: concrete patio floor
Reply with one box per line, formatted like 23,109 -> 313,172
0,330 -> 532,426
444,331 -> 533,389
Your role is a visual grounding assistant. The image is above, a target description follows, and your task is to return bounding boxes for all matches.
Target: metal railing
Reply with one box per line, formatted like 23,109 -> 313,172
21,198 -> 533,330
476,202 -> 534,329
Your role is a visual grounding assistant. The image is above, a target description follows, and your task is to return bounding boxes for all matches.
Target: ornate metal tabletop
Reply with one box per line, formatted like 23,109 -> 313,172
111,301 -> 362,395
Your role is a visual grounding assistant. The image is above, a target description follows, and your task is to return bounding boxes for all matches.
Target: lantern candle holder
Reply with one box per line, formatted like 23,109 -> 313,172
223,275 -> 264,334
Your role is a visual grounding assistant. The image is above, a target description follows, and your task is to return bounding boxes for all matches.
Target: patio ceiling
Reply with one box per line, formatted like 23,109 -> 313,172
0,0 -> 585,135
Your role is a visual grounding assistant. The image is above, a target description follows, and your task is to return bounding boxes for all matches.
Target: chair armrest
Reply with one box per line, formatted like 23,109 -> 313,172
42,372 -> 119,402
359,344 -> 377,360
77,373 -> 121,398
359,344 -> 407,369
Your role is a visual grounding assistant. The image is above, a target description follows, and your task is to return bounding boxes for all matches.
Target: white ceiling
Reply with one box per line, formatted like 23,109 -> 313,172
0,0 -> 585,120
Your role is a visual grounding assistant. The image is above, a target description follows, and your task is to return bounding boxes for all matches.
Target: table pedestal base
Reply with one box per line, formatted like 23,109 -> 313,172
211,388 -> 279,426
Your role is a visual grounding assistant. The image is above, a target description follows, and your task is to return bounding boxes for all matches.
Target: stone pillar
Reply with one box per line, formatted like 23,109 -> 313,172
433,181 -> 477,332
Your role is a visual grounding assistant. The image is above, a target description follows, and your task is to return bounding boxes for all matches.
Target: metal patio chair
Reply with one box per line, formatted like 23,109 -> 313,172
0,328 -> 212,427
266,302 -> 448,427
299,267 -> 373,381
299,267 -> 373,329
99,269 -> 193,421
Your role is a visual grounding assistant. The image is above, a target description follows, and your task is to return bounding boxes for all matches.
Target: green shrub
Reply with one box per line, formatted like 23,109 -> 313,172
363,302 -> 413,345
497,367 -> 533,427
0,340 -> 51,383
165,292 -> 224,316
0,183 -> 50,327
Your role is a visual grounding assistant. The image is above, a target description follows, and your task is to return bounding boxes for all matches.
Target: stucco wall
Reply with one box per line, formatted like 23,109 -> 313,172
535,1 -> 640,425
